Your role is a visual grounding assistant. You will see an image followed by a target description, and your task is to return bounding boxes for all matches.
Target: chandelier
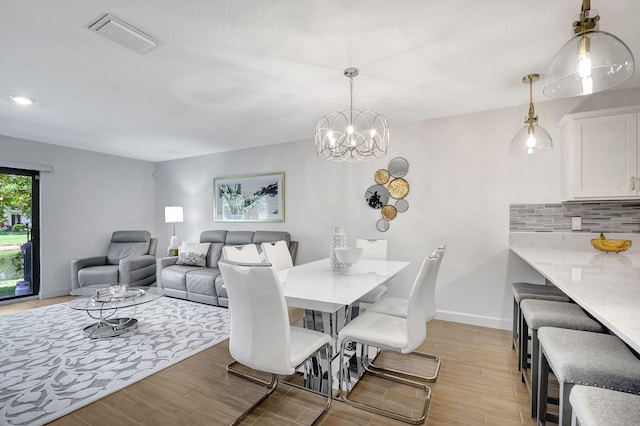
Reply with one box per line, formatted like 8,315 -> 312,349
315,68 -> 389,162
544,0 -> 634,98
510,74 -> 553,154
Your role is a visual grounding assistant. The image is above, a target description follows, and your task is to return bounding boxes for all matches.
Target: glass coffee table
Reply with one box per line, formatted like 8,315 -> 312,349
69,285 -> 164,338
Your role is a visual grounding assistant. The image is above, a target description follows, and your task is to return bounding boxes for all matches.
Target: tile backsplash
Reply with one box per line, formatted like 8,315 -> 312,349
510,202 -> 640,233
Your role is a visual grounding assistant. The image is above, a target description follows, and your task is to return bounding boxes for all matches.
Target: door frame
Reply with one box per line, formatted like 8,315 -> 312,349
0,166 -> 40,299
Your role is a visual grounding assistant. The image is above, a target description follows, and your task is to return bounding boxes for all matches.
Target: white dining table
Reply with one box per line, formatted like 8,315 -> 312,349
277,257 -> 410,391
278,258 -> 410,339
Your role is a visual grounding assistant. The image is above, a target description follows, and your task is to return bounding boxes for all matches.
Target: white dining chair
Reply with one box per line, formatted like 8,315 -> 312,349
260,240 -> 294,270
365,245 -> 446,382
260,240 -> 306,325
219,260 -> 332,425
222,243 -> 261,263
356,238 -> 388,260
352,239 -> 389,315
337,254 -> 439,424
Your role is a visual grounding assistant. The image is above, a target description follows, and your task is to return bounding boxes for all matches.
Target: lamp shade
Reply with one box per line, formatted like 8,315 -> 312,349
510,125 -> 553,154
164,206 -> 183,223
544,30 -> 635,98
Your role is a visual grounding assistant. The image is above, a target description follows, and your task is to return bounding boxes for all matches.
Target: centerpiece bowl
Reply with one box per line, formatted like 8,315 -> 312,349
335,247 -> 363,267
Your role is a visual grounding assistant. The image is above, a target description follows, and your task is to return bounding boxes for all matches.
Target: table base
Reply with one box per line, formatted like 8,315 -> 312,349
82,317 -> 138,338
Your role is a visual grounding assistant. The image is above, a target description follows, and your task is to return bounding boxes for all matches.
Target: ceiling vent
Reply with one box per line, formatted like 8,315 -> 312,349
88,14 -> 160,54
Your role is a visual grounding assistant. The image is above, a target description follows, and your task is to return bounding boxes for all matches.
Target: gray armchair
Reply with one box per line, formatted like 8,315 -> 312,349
71,230 -> 158,291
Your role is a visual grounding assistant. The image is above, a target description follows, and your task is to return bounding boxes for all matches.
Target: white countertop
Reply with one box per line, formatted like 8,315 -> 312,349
510,232 -> 640,354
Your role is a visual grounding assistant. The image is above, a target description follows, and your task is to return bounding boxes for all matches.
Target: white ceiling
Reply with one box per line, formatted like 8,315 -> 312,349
1,1 -> 639,162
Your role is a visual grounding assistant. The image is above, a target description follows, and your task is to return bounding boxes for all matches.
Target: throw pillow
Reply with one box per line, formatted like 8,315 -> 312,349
176,242 -> 210,267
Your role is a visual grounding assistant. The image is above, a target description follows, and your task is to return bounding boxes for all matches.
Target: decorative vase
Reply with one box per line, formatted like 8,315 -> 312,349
330,226 -> 347,271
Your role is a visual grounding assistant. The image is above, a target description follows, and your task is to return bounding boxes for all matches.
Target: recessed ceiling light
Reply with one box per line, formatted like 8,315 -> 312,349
10,96 -> 35,105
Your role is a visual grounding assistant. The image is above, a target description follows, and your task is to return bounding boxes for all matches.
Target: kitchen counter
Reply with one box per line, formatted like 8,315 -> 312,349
510,232 -> 640,354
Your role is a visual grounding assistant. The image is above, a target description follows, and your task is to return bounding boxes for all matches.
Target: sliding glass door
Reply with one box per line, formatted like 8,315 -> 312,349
0,167 -> 40,300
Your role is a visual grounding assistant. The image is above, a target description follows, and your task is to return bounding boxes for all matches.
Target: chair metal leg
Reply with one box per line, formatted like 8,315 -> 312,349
283,343 -> 333,425
339,339 -> 431,425
228,343 -> 332,426
363,346 -> 442,383
227,360 -> 277,387
230,373 -> 278,426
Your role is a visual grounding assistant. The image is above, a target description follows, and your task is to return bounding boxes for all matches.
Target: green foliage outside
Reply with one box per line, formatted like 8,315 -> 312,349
0,231 -> 28,246
0,174 -> 32,221
0,279 -> 17,297
0,174 -> 31,298
0,249 -> 24,280
0,232 -> 27,298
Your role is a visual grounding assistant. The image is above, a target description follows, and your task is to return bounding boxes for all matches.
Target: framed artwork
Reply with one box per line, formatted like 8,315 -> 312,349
214,172 -> 285,222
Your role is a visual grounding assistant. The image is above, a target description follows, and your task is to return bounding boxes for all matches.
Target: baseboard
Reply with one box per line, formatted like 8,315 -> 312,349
0,295 -> 38,305
435,310 -> 511,331
40,287 -> 72,299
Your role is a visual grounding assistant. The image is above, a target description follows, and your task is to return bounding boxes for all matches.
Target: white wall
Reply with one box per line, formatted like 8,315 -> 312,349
155,87 -> 640,330
0,135 -> 156,298
5,87 -> 638,324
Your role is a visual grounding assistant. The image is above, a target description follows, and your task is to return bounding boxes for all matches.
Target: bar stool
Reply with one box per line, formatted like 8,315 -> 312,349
511,282 -> 570,364
570,386 -> 640,426
519,300 -> 604,417
537,327 -> 640,426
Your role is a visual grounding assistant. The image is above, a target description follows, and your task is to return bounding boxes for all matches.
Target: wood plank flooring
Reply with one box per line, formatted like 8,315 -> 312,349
1,297 -> 539,425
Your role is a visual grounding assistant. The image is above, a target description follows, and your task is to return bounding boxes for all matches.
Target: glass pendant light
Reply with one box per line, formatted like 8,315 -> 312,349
544,0 -> 634,98
511,74 -> 552,154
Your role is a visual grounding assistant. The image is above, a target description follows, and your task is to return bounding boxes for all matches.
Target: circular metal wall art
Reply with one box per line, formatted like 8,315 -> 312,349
374,169 -> 390,185
381,205 -> 397,221
365,156 -> 410,232
395,199 -> 409,213
388,157 -> 409,178
365,185 -> 389,209
376,219 -> 390,232
388,178 -> 410,199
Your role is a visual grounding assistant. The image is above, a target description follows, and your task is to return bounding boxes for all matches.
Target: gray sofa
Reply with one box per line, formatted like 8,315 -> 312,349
156,230 -> 297,307
71,230 -> 158,291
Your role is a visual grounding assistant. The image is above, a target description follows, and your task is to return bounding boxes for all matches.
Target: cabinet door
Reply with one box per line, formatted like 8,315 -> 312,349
572,113 -> 637,199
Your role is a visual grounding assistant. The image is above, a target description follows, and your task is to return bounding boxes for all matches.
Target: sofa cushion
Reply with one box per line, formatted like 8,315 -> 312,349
253,231 -> 290,244
200,231 -> 228,268
106,230 -> 152,265
161,265 -> 201,291
186,268 -> 220,296
78,265 -> 119,286
226,231 -> 255,245
176,242 -> 211,267
106,242 -> 150,265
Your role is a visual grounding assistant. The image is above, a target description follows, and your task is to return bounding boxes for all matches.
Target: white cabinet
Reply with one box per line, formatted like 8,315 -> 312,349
560,106 -> 639,201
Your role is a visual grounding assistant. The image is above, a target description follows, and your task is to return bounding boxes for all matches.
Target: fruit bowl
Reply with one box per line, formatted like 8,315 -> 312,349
335,247 -> 363,266
590,233 -> 632,253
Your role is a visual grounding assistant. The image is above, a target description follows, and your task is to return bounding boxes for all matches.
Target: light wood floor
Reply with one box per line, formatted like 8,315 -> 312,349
1,297 -> 539,426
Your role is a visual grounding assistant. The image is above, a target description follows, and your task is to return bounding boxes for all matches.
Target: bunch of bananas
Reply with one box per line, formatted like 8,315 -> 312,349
590,233 -> 632,253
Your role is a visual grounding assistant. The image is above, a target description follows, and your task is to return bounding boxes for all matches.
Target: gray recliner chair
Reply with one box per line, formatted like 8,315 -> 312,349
71,230 -> 158,291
